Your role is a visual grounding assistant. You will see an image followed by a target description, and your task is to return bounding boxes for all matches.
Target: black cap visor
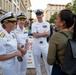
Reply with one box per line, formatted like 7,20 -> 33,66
36,12 -> 43,15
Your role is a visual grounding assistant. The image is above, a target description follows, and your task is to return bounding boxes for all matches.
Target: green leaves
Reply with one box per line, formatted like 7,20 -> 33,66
49,12 -> 57,23
66,0 -> 76,14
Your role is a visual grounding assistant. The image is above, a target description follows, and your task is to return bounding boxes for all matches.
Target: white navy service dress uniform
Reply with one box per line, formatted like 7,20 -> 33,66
0,12 -> 18,75
14,26 -> 28,75
32,20 -> 51,75
14,12 -> 28,75
0,23 -> 3,31
0,29 -> 17,75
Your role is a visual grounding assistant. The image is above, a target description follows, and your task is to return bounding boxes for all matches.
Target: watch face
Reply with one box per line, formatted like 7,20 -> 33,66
43,25 -> 47,28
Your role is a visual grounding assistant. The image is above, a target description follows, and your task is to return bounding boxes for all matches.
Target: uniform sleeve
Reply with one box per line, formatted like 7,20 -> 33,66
0,38 -> 6,55
12,31 -> 17,39
47,33 -> 58,65
46,22 -> 50,31
26,31 -> 28,40
31,23 -> 37,33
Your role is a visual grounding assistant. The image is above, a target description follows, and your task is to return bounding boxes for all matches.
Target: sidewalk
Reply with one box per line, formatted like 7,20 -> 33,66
26,58 -> 47,75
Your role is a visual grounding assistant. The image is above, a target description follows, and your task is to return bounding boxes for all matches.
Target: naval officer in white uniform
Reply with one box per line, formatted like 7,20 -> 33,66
0,12 -> 22,75
14,12 -> 28,75
31,9 -> 52,75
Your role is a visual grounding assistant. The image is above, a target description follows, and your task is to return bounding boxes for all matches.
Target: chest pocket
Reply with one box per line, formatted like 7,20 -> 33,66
6,38 -> 17,54
42,25 -> 48,31
35,26 -> 43,33
16,31 -> 28,44
35,25 -> 48,33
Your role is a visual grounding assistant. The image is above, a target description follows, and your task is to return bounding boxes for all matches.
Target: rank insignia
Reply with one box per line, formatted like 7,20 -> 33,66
7,39 -> 10,42
36,27 -> 38,28
0,32 -> 5,37
12,35 -> 15,38
16,32 -> 20,34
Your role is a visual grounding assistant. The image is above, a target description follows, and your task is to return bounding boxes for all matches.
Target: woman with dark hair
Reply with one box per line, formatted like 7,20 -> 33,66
47,9 -> 76,75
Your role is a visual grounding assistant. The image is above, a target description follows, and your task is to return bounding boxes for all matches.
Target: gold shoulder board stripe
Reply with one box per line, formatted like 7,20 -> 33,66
0,32 -> 5,37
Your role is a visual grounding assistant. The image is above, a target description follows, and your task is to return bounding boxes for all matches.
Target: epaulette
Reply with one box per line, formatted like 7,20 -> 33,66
0,32 -> 5,37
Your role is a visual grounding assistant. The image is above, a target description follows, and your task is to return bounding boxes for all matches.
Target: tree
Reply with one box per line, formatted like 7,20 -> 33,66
72,0 -> 76,14
65,2 -> 72,10
65,0 -> 76,14
49,12 -> 57,23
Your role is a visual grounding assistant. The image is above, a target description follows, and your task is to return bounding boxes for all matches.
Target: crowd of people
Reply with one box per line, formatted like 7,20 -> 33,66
0,8 -> 75,75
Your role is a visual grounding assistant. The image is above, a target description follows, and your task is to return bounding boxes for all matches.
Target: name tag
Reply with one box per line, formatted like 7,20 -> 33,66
43,25 -> 47,28
24,32 -> 27,34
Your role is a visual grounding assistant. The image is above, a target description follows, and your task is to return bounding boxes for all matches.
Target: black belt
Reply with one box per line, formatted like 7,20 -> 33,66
39,41 -> 43,44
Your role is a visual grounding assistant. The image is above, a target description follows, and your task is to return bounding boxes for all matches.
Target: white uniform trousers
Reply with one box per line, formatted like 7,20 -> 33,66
33,43 -> 52,75
15,54 -> 27,75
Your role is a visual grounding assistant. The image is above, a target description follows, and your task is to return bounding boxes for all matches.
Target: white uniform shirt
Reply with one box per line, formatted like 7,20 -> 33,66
0,29 -> 17,55
0,29 -> 17,70
0,23 -> 3,31
14,25 -> 28,46
31,21 -> 50,44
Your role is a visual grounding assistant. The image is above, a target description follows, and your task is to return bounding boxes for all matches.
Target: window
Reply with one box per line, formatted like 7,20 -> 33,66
17,0 -> 19,6
25,4 -> 27,6
50,7 -> 52,9
14,0 -> 16,2
9,0 -> 11,2
5,1 -> 8,11
14,4 -> 16,12
17,8 -> 19,13
25,1 -> 27,3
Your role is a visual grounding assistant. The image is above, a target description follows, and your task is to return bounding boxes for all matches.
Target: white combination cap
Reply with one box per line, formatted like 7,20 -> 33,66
0,12 -> 16,24
34,9 -> 44,15
16,12 -> 27,19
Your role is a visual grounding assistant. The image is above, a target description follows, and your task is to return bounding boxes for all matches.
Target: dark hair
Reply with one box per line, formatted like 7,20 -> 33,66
73,14 -> 76,39
0,12 -> 3,14
59,9 -> 74,28
59,9 -> 76,39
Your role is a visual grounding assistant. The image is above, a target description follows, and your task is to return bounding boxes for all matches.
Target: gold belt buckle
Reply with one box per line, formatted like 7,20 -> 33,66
39,41 -> 43,44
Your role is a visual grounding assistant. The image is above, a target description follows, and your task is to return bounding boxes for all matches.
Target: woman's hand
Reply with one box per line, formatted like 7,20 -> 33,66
21,49 -> 27,55
15,51 -> 22,57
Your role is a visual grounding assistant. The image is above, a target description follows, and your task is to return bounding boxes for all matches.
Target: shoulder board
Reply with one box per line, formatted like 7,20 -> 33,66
0,32 -> 5,37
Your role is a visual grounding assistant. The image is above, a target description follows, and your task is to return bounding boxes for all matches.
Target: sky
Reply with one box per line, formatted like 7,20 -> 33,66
30,0 -> 71,18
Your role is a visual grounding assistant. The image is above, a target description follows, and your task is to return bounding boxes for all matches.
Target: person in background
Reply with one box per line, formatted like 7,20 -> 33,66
0,12 -> 3,30
0,12 -> 22,75
31,9 -> 52,75
47,24 -> 53,42
0,12 -> 3,18
47,9 -> 75,75
14,12 -> 28,75
25,20 -> 31,35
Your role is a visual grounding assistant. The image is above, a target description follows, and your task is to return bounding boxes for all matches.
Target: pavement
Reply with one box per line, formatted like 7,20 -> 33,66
26,58 -> 47,75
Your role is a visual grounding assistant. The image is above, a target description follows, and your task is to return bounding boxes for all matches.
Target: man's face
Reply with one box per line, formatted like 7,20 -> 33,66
36,14 -> 43,20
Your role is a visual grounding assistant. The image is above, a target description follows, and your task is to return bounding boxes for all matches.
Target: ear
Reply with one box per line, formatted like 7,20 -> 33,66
61,20 -> 66,26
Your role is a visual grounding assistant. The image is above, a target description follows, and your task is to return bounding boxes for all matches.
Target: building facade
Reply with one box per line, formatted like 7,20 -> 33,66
0,0 -> 31,18
71,0 -> 75,4
44,4 -> 66,21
